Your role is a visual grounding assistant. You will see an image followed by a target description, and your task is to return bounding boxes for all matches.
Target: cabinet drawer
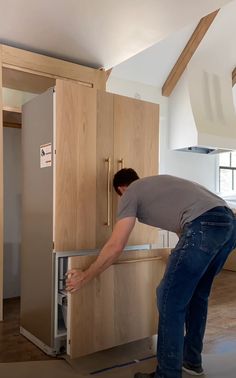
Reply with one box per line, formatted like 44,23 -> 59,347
67,251 -> 166,358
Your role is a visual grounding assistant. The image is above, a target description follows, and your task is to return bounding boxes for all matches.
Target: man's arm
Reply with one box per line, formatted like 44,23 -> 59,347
66,217 -> 136,293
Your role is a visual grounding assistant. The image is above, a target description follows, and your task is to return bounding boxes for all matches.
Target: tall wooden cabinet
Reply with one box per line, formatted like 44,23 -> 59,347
97,91 -> 159,247
55,81 -> 159,250
21,79 -> 162,359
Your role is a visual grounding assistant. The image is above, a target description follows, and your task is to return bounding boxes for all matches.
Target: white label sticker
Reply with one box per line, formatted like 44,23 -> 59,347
40,143 -> 52,168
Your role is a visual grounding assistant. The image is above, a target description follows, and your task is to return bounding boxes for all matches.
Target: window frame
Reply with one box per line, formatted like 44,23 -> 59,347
219,152 -> 236,192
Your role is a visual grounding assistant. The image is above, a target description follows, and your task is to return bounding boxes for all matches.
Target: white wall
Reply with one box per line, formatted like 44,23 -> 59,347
107,76 -> 218,191
2,88 -> 36,108
3,128 -> 22,298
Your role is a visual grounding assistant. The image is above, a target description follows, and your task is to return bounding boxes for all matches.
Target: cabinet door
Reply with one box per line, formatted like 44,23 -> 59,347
67,255 -> 115,358
113,94 -> 159,245
67,251 -> 166,359
96,91 -> 114,247
55,80 -> 97,251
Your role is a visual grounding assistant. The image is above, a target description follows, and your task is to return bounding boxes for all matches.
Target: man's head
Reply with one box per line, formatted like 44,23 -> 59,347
113,168 -> 140,196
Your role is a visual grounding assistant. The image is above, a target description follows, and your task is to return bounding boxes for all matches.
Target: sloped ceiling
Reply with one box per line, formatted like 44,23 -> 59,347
111,23 -> 198,87
0,0 -> 233,69
112,0 -> 236,88
191,0 -> 236,74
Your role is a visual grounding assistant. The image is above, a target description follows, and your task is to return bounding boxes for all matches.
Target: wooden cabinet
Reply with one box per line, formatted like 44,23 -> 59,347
97,91 -> 159,247
67,250 -> 166,358
21,78 -> 160,249
55,80 -> 159,250
96,91 -> 114,246
21,79 -> 161,358
53,81 -> 160,359
55,80 -> 97,251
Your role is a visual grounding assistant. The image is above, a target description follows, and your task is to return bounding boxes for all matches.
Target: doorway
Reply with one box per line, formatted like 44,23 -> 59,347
3,110 -> 21,300
3,90 -> 36,301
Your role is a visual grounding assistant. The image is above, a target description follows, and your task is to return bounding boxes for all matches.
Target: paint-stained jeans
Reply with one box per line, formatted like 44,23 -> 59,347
155,206 -> 236,378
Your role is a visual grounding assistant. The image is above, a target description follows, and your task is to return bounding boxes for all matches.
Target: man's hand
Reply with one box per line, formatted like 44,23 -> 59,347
65,217 -> 136,293
66,269 -> 87,293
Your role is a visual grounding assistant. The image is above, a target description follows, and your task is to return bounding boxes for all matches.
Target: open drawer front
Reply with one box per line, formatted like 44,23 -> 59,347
66,250 -> 167,358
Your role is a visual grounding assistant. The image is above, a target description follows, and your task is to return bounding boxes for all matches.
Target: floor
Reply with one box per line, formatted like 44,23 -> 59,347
203,270 -> 236,355
1,354 -> 236,378
0,298 -> 53,363
0,270 -> 235,368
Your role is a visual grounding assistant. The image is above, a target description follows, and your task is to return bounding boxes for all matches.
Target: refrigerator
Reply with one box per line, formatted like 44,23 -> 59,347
21,87 -> 66,354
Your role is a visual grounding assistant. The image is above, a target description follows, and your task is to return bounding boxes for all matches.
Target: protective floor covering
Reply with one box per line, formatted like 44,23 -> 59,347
0,360 -> 77,378
88,353 -> 236,377
0,353 -> 235,378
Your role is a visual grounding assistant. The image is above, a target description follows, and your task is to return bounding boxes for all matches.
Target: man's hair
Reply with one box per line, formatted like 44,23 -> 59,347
113,168 -> 140,195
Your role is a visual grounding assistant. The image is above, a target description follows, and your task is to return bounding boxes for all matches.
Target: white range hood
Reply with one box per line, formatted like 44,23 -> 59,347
169,66 -> 236,154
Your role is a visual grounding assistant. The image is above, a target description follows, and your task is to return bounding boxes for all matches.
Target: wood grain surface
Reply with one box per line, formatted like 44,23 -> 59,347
113,94 -> 159,246
68,251 -> 166,358
55,80 -> 97,250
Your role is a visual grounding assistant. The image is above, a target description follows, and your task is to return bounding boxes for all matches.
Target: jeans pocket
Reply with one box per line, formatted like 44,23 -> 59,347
200,221 -> 232,254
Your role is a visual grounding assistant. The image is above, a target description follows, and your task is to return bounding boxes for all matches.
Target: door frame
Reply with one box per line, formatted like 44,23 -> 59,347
0,44 -> 106,320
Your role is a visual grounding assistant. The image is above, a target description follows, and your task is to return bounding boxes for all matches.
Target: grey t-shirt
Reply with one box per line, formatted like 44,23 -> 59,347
117,175 -> 227,233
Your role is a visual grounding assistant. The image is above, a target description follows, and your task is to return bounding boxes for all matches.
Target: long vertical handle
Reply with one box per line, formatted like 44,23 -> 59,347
104,157 -> 111,226
118,158 -> 125,170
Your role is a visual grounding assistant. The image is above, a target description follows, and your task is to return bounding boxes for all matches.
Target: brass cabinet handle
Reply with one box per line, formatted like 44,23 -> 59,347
104,157 -> 111,226
118,158 -> 125,170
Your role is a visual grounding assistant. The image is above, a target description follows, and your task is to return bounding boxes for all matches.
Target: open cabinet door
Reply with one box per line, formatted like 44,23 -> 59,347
67,251 -> 166,359
0,51 -> 3,320
54,80 -> 97,251
67,255 -> 116,358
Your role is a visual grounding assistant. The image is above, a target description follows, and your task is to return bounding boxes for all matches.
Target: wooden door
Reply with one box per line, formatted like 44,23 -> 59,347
96,91 -> 114,247
67,255 -> 115,358
54,80 -> 97,251
67,250 -> 166,358
113,94 -> 159,246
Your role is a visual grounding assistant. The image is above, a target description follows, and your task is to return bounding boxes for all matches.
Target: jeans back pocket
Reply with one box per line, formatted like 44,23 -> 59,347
200,221 -> 232,254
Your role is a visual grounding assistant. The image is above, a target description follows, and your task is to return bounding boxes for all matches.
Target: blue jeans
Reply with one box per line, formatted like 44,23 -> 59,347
155,206 -> 236,378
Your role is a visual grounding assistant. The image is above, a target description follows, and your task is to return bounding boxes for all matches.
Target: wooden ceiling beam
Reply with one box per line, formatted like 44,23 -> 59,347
232,67 -> 236,87
162,10 -> 219,97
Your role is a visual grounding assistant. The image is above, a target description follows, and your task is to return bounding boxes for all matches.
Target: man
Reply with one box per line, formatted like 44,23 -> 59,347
66,169 -> 236,378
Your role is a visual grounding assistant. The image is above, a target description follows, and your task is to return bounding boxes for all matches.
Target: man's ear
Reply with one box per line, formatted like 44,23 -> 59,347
118,186 -> 127,195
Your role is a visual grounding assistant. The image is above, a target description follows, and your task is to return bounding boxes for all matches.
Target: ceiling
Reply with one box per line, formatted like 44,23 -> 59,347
111,23 -> 198,87
0,0 -> 233,71
191,0 -> 236,74
112,0 -> 236,87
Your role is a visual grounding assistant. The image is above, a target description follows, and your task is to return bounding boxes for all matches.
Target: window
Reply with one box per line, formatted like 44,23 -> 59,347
219,152 -> 236,192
